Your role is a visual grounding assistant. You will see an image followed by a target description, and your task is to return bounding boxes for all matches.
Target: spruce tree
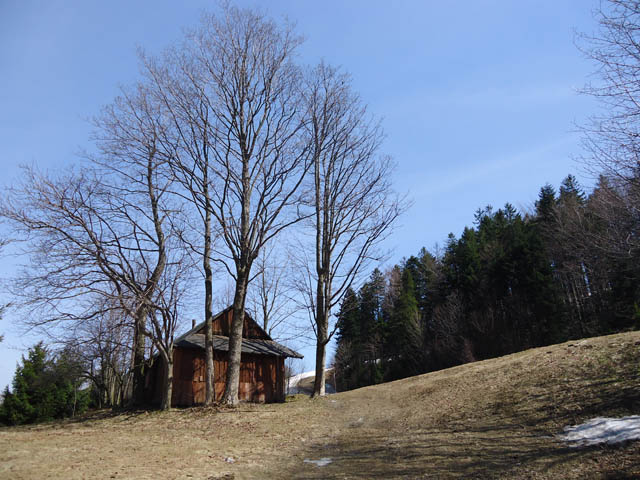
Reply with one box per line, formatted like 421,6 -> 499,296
535,184 -> 557,222
559,174 -> 586,205
386,269 -> 423,380
334,288 -> 362,391
0,343 -> 88,425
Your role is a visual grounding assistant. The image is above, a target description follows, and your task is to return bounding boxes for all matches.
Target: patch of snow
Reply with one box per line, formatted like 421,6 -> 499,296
349,416 -> 364,427
287,370 -> 317,388
287,386 -> 306,395
286,369 -> 336,394
559,416 -> 640,446
303,457 -> 333,467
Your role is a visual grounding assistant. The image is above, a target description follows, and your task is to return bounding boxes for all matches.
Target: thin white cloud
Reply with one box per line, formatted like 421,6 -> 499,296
408,134 -> 580,199
388,82 -> 579,113
439,83 -> 577,109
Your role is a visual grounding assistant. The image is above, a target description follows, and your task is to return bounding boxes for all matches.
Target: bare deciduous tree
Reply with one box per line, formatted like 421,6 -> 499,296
180,7 -> 309,405
146,253 -> 193,410
0,238 -> 6,344
91,84 -> 183,406
139,45 -> 220,405
297,63 -> 406,397
579,1 -> 640,183
67,297 -> 133,408
0,83 -> 188,408
578,0 -> 640,257
247,244 -> 300,342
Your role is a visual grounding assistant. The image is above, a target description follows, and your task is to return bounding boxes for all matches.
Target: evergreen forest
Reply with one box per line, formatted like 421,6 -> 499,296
334,174 -> 640,391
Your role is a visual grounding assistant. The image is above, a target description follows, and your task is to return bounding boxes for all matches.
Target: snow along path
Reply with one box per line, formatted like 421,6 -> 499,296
287,370 -> 316,388
559,416 -> 640,446
286,369 -> 336,395
303,458 -> 333,467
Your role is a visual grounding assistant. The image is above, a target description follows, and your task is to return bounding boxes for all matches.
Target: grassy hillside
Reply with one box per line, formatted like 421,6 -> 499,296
2,331 -> 639,479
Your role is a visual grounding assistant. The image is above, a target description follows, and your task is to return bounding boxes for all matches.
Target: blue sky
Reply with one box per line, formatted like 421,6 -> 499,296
0,1 -> 599,388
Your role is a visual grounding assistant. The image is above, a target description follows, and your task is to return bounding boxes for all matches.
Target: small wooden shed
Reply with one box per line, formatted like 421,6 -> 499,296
145,307 -> 302,406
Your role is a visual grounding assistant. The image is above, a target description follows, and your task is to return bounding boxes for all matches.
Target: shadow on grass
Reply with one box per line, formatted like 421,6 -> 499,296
284,423 -> 640,479
276,342 -> 640,479
0,406 -> 158,430
504,358 -> 640,429
65,406 -> 161,425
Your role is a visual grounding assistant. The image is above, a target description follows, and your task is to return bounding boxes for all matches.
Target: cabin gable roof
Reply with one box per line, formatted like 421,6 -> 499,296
175,334 -> 302,358
191,306 -> 272,340
173,306 -> 302,359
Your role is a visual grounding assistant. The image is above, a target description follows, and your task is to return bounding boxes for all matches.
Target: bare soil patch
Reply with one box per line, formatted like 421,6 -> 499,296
2,331 -> 639,479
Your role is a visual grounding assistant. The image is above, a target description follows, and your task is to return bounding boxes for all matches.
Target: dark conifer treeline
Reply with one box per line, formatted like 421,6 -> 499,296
334,174 -> 640,391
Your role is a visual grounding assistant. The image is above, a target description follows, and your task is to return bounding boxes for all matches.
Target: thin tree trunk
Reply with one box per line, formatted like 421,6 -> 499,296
571,277 -> 585,337
313,280 -> 327,397
160,350 -> 174,410
99,364 -> 106,408
312,152 -> 328,398
105,365 -> 111,407
108,373 -> 115,407
204,191 -> 215,404
72,382 -> 77,417
262,297 -> 269,334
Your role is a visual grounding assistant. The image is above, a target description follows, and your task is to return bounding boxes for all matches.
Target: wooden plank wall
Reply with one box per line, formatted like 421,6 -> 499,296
195,309 -> 267,339
170,347 -> 282,406
171,348 -> 206,406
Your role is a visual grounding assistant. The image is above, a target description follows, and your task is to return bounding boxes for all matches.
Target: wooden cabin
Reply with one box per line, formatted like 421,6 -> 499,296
145,307 -> 302,406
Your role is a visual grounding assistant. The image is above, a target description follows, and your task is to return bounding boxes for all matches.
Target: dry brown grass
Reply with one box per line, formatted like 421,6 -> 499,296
2,331 -> 640,479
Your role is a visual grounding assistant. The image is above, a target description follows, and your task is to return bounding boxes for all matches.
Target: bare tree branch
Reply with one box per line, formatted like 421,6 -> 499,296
294,62 -> 409,397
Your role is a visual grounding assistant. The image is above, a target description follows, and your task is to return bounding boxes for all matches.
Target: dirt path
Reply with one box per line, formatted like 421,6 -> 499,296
2,331 -> 640,479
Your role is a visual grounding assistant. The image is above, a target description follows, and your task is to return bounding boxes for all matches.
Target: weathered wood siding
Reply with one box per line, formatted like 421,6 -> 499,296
144,308 -> 287,406
195,308 -> 268,339
164,347 -> 284,406
171,347 -> 206,406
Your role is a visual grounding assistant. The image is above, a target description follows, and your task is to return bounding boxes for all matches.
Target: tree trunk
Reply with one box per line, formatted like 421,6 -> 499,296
72,382 -> 77,417
312,279 -> 328,397
160,349 -> 174,411
221,269 -> 249,406
204,206 -> 215,404
204,275 -> 215,404
203,160 -> 216,405
312,150 -> 330,398
570,276 -> 585,337
222,144 -> 252,407
129,306 -> 147,406
108,371 -> 115,407
129,153 -> 167,408
313,339 -> 327,397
